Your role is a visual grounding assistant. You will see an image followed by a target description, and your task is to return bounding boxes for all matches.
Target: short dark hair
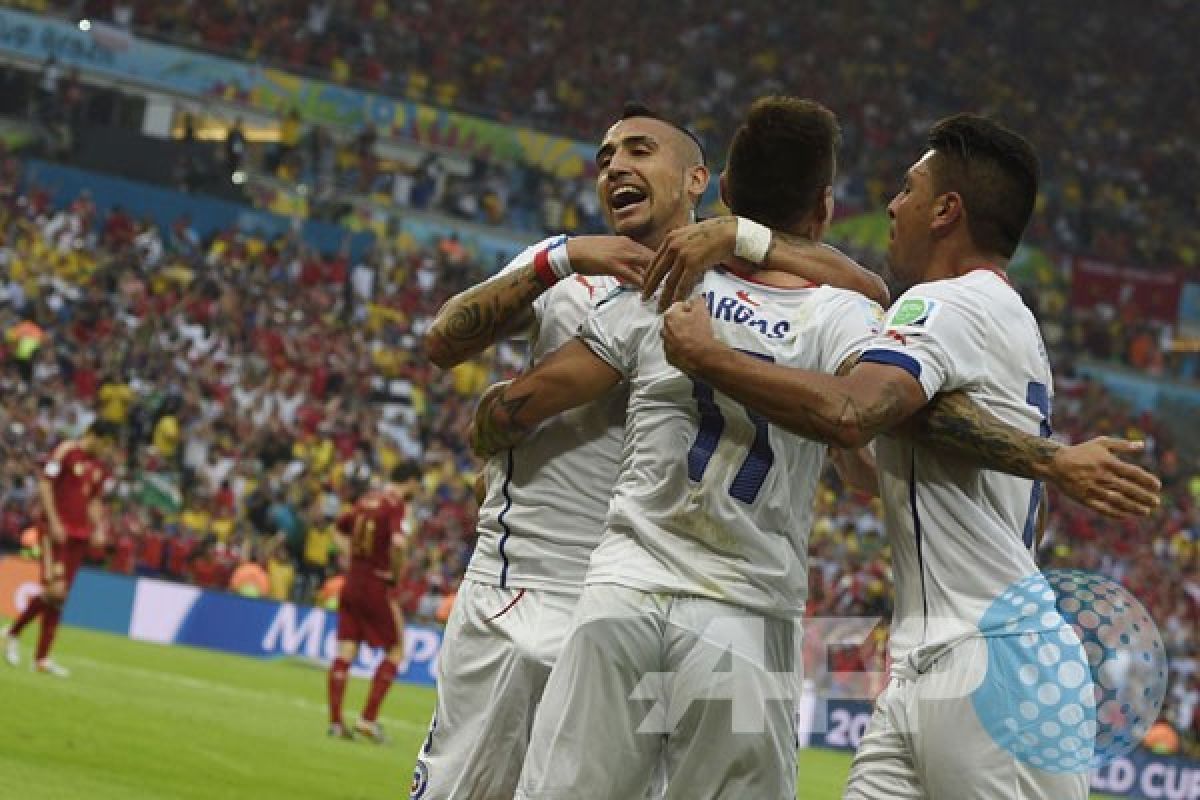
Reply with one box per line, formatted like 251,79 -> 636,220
620,101 -> 706,166
926,113 -> 1040,258
724,97 -> 839,230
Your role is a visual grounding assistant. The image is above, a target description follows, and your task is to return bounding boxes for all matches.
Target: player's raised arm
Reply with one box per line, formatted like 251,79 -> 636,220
912,392 -> 1161,519
469,339 -> 622,457
643,216 -> 890,311
662,298 -> 925,449
664,301 -> 1161,520
424,235 -> 653,369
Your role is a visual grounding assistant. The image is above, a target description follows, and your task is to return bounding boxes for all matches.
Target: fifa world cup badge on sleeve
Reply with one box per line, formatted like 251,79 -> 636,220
887,297 -> 939,329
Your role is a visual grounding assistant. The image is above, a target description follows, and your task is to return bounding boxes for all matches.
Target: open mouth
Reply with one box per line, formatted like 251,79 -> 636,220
609,185 -> 648,214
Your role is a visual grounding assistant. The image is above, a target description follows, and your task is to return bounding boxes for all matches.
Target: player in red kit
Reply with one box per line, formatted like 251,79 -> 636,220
327,463 -> 421,742
5,421 -> 116,676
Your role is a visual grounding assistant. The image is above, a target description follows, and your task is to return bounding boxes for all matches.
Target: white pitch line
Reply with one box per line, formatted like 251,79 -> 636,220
68,655 -> 427,733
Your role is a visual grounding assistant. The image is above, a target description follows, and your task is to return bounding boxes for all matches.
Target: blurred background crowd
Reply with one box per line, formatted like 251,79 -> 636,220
0,0 -> 1196,757
35,0 -> 1200,273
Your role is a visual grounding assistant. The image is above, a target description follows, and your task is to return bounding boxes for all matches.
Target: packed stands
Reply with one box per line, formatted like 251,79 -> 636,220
40,0 -> 1200,274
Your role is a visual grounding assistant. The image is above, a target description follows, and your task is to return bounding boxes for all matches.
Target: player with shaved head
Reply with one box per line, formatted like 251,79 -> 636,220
413,103 -> 882,799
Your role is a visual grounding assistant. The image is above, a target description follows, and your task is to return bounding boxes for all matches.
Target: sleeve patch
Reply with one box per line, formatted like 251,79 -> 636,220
887,297 -> 940,329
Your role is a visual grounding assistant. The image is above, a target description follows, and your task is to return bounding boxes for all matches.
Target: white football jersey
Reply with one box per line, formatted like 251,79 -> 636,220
858,269 -> 1055,668
468,236 -> 626,593
580,270 -> 884,617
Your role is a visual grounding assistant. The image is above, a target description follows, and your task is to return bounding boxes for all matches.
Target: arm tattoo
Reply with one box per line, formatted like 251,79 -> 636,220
472,385 -> 535,456
837,379 -> 909,444
428,267 -> 544,366
914,391 -> 1059,479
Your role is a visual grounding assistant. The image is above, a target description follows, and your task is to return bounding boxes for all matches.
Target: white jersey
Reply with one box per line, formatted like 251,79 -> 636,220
467,236 -> 626,593
580,270 -> 883,617
857,269 -> 1054,667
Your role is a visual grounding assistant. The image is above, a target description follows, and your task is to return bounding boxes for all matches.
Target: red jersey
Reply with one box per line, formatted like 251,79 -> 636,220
43,441 -> 110,540
336,490 -> 407,580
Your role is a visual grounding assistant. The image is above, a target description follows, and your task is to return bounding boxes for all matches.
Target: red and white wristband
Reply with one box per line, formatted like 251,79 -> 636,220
533,238 -> 573,287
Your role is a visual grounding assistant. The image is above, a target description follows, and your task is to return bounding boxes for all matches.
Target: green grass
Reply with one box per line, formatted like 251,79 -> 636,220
0,624 -> 1122,799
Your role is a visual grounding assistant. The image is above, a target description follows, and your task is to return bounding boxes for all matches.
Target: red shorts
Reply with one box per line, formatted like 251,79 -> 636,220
337,574 -> 401,650
42,535 -> 88,590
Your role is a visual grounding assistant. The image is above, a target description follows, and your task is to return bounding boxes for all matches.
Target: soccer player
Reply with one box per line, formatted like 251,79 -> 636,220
658,114 -> 1161,799
470,97 -> 883,799
326,463 -> 420,742
413,103 -> 884,799
4,420 -> 117,677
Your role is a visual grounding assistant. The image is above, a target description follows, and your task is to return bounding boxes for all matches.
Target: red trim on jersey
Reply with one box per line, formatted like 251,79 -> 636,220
968,266 -> 1012,286
533,248 -> 559,288
484,588 -> 527,622
722,263 -> 815,291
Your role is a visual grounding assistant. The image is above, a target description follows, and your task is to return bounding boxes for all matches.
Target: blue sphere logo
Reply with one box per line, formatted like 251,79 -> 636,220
971,569 -> 1166,773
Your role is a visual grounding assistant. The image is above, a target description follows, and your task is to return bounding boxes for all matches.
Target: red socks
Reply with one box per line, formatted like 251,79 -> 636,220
362,659 -> 398,723
328,657 -> 350,725
34,605 -> 61,662
9,596 -> 45,636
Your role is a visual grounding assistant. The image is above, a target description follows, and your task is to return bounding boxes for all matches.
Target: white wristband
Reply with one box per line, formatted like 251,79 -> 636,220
548,240 -> 574,281
734,217 -> 772,265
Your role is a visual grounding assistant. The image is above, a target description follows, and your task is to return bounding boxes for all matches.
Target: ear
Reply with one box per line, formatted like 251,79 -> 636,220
687,164 -> 710,209
930,191 -> 964,236
813,185 -> 835,240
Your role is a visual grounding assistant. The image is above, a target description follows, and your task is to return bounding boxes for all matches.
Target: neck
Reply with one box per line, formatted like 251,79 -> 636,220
750,219 -> 820,287
927,240 -> 1009,281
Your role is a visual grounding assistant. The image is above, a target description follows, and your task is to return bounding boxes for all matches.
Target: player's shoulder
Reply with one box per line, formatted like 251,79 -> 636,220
885,273 -> 1001,329
909,269 -> 1018,304
503,234 -> 567,275
811,285 -> 886,316
782,285 -> 885,338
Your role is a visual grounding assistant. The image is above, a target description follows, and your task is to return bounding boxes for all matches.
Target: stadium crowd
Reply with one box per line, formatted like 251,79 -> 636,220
16,1 -> 1198,387
32,0 -> 1200,275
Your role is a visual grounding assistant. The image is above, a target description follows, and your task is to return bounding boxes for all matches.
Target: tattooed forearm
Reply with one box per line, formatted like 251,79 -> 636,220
470,383 -> 536,458
913,391 -> 1059,480
425,266 -> 545,368
689,349 -> 921,449
832,380 -> 910,447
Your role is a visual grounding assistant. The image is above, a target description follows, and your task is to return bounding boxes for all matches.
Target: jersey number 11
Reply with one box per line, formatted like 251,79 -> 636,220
686,351 -> 775,505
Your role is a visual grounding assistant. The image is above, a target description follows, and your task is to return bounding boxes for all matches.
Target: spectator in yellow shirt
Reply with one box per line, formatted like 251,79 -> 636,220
97,376 -> 136,426
152,413 -> 181,459
267,544 -> 296,602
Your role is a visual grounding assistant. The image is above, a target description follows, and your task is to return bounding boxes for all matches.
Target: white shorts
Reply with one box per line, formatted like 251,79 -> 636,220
411,579 -> 578,800
515,583 -> 803,800
843,637 -> 1089,800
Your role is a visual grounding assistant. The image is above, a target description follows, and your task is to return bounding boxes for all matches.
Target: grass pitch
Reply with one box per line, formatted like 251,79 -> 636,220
0,624 -> 1121,799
